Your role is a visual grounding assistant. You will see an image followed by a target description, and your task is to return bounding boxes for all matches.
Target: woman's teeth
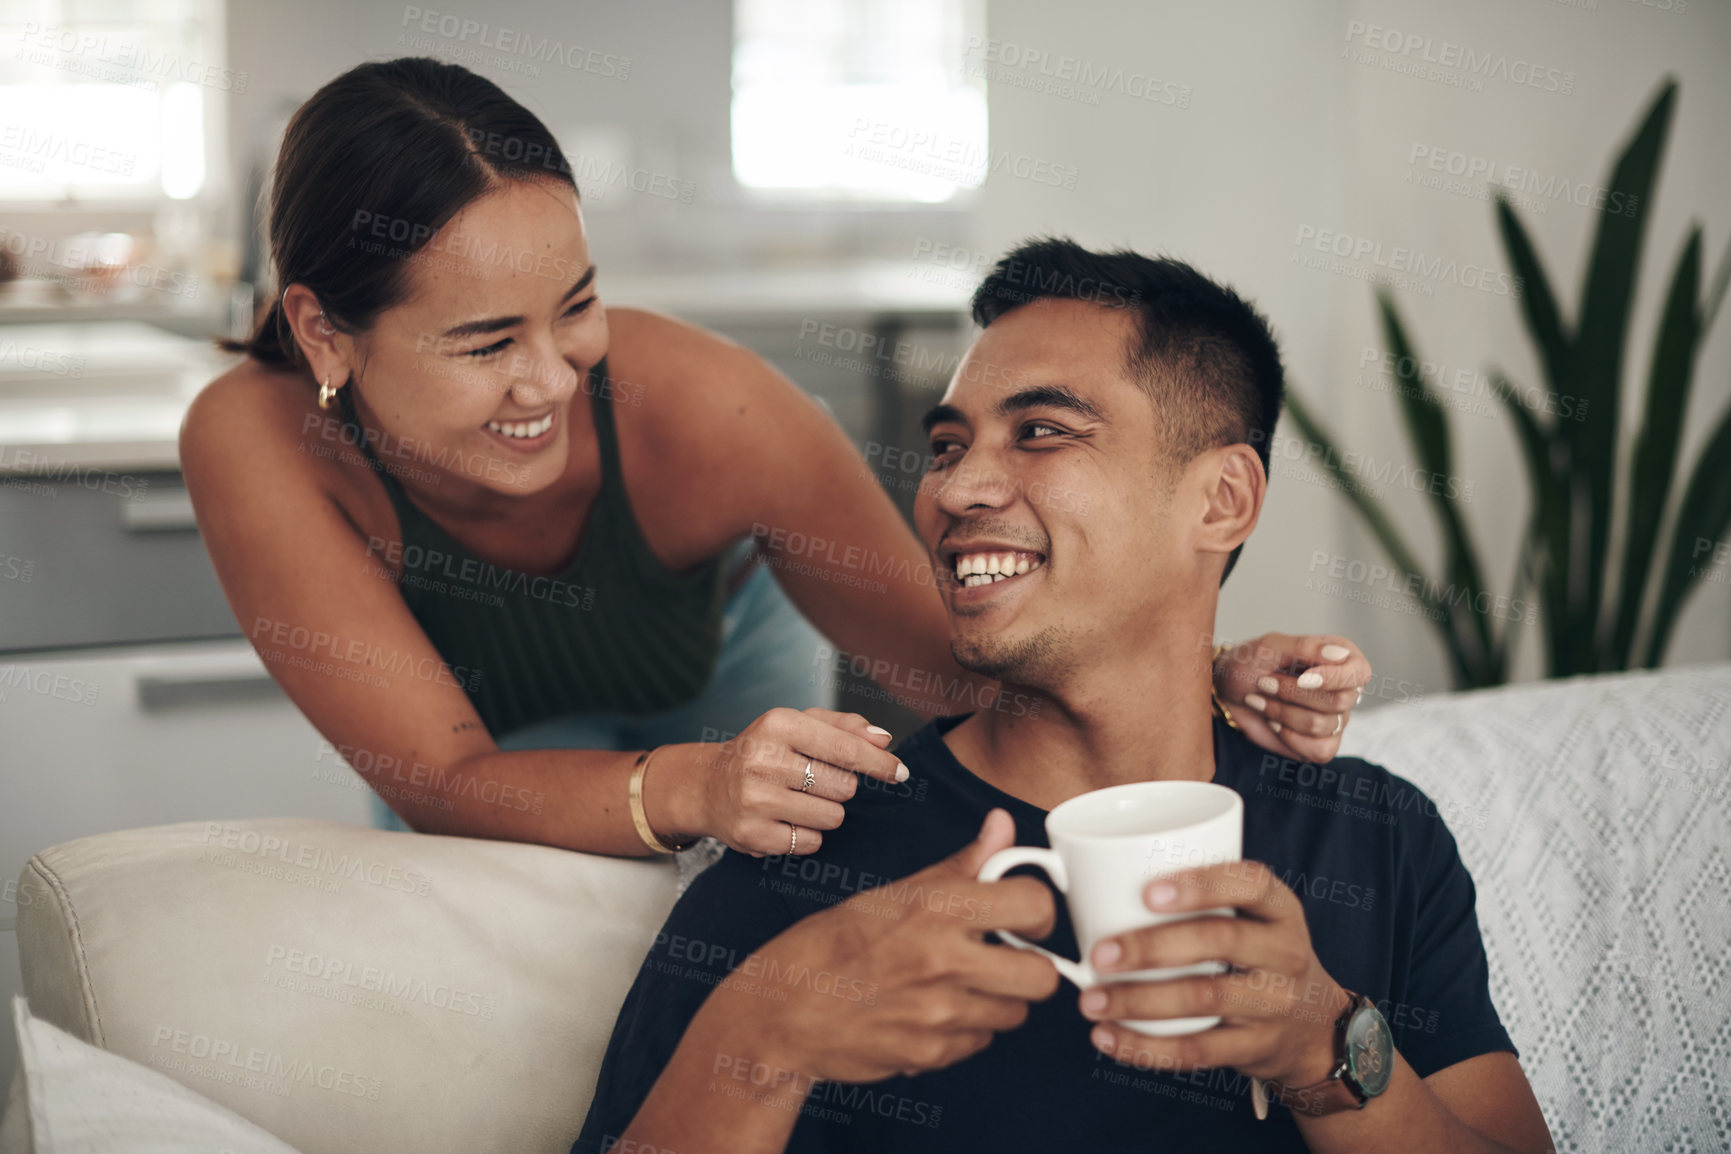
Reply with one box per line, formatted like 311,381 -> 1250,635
954,552 -> 1044,587
487,414 -> 553,439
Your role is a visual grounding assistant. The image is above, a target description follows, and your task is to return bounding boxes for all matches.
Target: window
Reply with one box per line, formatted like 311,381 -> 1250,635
0,0 -> 226,203
731,0 -> 986,204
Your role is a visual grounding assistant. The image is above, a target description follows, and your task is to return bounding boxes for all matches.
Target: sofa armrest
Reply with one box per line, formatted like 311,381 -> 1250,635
12,819 -> 679,1154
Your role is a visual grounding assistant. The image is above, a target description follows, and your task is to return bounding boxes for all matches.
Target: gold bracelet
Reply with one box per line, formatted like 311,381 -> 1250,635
629,747 -> 693,854
1210,642 -> 1241,731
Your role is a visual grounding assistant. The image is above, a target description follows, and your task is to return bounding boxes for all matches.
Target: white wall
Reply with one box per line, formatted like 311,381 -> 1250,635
223,0 -> 973,275
971,0 -> 1731,699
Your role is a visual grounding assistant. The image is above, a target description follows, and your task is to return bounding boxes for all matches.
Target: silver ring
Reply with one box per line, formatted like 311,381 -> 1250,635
787,822 -> 798,854
1332,714 -> 1344,737
1354,686 -> 1364,705
800,759 -> 816,792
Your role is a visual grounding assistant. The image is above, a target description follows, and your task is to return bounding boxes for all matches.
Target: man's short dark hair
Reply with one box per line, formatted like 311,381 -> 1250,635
970,237 -> 1285,583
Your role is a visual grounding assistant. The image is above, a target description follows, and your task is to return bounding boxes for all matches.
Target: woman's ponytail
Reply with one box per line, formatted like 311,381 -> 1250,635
215,295 -> 297,366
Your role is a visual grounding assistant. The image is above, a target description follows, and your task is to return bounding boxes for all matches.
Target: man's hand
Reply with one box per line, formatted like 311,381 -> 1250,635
699,808 -> 1063,1084
1077,859 -> 1348,1087
1215,634 -> 1373,764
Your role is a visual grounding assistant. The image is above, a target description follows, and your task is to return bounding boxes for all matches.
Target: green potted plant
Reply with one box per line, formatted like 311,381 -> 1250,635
1287,79 -> 1731,687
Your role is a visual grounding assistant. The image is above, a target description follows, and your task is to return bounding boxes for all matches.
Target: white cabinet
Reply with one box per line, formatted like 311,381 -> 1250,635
0,639 -> 370,1093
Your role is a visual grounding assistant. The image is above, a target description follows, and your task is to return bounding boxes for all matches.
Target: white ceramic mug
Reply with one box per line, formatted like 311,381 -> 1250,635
977,780 -> 1243,1036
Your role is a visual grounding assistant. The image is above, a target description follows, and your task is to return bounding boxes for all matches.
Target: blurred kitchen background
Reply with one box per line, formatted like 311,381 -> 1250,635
1,0 -> 1727,1089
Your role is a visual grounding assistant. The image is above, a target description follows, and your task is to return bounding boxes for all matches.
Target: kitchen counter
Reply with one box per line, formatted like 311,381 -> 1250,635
0,264 -> 970,475
0,321 -> 234,475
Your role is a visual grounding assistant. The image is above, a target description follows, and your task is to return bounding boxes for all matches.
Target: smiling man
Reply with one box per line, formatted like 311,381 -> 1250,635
573,239 -> 1553,1154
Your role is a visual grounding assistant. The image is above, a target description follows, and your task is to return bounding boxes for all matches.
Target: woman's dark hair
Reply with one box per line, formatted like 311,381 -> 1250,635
222,57 -> 576,369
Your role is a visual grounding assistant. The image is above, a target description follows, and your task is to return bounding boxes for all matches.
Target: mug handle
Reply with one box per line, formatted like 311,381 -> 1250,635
976,847 -> 1096,988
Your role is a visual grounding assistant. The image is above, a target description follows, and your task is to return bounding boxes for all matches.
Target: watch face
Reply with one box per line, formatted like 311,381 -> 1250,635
1345,1003 -> 1394,1098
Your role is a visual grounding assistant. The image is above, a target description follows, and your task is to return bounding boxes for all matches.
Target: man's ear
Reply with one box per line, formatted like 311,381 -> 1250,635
1193,444 -> 1265,559
281,283 -> 357,393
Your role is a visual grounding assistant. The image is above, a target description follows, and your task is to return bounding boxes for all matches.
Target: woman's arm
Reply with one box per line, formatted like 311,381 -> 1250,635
180,367 -> 901,858
181,368 -> 655,852
609,308 -> 971,720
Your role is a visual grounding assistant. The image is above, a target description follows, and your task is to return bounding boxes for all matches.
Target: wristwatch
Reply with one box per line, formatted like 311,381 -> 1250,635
1263,992 -> 1394,1117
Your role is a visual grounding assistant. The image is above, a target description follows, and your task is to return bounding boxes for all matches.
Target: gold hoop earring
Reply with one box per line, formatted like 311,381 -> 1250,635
318,377 -> 338,410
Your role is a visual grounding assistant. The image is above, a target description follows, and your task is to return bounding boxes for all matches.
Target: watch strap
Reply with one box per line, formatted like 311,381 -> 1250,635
1261,993 -> 1371,1118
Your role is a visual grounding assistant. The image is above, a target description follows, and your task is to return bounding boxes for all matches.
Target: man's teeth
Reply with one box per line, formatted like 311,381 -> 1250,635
486,414 -> 553,439
954,552 -> 1044,587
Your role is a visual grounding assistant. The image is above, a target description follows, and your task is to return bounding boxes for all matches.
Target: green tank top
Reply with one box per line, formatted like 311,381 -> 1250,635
345,358 -> 727,736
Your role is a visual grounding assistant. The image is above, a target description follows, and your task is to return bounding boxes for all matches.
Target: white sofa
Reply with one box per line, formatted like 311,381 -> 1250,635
3,664 -> 1728,1152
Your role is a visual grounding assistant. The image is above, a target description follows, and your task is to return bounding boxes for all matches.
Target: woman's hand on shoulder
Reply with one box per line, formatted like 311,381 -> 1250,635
1212,634 -> 1372,764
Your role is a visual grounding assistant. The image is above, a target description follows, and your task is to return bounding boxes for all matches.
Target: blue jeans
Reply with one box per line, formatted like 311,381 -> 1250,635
368,541 -> 835,837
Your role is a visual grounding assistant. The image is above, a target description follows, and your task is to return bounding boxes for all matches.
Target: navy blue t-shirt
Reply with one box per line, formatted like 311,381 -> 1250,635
575,715 -> 1515,1153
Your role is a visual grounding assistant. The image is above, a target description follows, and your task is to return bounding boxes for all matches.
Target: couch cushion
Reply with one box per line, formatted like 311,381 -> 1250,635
3,996 -> 303,1154
14,819 -> 678,1154
1342,663 -> 1731,1152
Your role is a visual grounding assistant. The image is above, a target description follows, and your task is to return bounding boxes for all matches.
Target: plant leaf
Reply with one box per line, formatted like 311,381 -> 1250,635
1495,197 -> 1572,401
1572,77 -> 1676,670
1610,228 -> 1702,668
1490,368 -> 1569,674
1283,388 -> 1478,687
1377,290 -> 1496,677
1643,397 -> 1731,666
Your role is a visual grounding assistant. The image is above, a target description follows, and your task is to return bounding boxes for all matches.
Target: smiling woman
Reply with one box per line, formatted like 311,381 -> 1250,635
180,57 -> 1366,880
